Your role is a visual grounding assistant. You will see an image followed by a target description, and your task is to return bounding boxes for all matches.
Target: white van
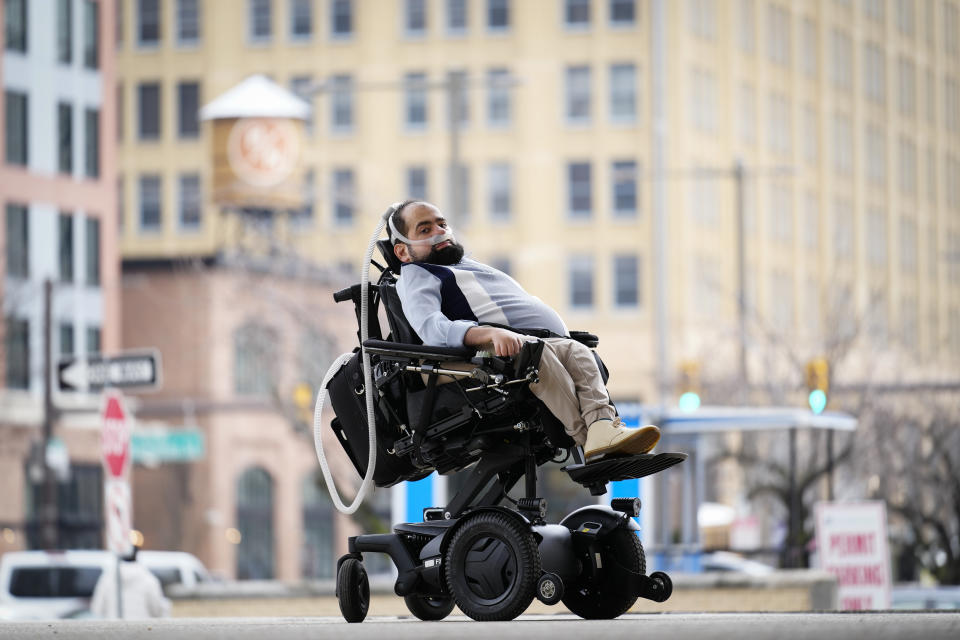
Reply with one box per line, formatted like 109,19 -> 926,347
0,550 -> 114,620
0,549 -> 212,620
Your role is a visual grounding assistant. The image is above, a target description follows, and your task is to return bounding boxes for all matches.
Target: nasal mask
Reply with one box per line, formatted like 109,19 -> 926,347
388,212 -> 455,247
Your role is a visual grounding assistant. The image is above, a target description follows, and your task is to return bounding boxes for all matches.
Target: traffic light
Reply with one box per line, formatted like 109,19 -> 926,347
677,360 -> 701,411
805,357 -> 829,414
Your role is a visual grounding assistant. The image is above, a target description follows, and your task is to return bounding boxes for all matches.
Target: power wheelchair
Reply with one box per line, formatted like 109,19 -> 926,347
325,241 -> 686,622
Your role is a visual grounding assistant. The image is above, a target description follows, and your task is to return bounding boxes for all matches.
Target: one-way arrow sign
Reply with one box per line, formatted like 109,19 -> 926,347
59,350 -> 162,392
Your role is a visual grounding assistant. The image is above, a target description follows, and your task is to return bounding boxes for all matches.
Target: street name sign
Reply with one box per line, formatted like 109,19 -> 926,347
59,350 -> 161,392
132,428 -> 205,464
815,501 -> 892,610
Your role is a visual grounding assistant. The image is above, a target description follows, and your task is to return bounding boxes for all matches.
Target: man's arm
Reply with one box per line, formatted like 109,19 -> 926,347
464,326 -> 525,357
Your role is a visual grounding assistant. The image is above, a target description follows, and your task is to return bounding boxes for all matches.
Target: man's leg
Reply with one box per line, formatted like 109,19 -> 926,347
527,338 -> 613,446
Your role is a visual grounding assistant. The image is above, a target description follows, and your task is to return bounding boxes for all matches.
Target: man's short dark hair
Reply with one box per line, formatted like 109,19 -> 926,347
388,199 -> 420,244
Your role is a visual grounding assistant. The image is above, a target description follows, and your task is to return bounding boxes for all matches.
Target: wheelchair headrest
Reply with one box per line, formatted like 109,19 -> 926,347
377,239 -> 405,275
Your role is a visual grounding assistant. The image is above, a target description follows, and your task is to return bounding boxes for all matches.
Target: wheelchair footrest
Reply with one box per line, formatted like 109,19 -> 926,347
562,452 -> 687,486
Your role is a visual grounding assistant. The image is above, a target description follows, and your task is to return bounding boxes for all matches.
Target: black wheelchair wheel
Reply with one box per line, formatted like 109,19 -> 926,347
403,594 -> 456,621
337,558 -> 370,623
444,512 -> 541,621
562,529 -> 646,619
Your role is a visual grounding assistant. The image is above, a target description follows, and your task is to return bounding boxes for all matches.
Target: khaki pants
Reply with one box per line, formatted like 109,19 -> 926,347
526,337 -> 616,446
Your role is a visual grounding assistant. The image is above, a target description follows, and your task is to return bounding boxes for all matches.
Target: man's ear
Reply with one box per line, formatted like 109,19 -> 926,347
394,243 -> 411,263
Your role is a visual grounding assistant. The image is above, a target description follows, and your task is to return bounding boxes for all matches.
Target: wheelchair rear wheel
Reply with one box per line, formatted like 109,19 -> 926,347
444,511 -> 541,621
337,557 -> 370,623
562,529 -> 646,619
403,594 -> 456,620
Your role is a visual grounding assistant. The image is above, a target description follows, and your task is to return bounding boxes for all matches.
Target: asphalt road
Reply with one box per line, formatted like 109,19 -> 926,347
3,612 -> 959,640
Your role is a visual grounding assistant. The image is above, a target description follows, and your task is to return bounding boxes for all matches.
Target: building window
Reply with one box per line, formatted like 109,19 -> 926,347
404,72 -> 428,129
863,42 -> 886,105
801,17 -> 817,77
177,82 -> 200,138
59,213 -> 74,283
5,90 -> 28,165
486,68 -> 511,127
487,163 -> 512,222
118,175 -> 125,234
137,0 -> 161,46
565,0 -> 590,28
945,1 -> 959,56
867,206 -> 888,267
447,70 -> 469,127
568,255 -> 594,309
290,167 -> 314,227
405,0 -> 427,36
85,217 -> 100,286
688,0 -> 717,40
690,67 -> 717,133
5,0 -> 27,53
139,174 -> 162,231
898,56 -> 916,117
565,65 -> 591,124
900,216 -> 917,274
447,0 -> 467,33
739,83 -> 756,144
448,163 -> 470,221
289,0 -> 312,39
738,0 -> 754,52
179,173 -> 202,229
301,475 -> 333,579
613,254 -> 640,308
5,318 -> 29,390
610,0 -> 635,26
236,467 -> 274,580
609,63 -> 636,123
899,137 -> 917,197
803,105 -> 818,164
833,197 -> 853,260
765,3 -> 790,66
86,325 -> 101,355
5,203 -> 29,278
331,0 -> 352,37
289,76 -> 314,135
116,0 -> 124,47
406,166 -> 428,199
59,323 -> 75,357
249,0 -> 272,42
83,0 -> 98,68
612,160 -> 637,218
330,74 -> 353,133
487,0 -> 509,31
832,113 -> 853,175
831,29 -> 853,91
138,82 -> 161,140
333,168 -> 355,225
864,123 -> 886,185
58,0 -> 73,63
567,161 -> 592,219
177,0 -> 201,44
85,108 -> 99,178
234,323 -> 277,395
947,76 -> 960,134
58,102 -> 74,175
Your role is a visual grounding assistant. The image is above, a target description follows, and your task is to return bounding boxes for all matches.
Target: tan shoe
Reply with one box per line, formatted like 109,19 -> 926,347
584,418 -> 660,461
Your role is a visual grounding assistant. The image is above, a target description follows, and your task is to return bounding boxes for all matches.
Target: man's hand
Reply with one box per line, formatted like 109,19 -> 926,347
464,326 -> 526,357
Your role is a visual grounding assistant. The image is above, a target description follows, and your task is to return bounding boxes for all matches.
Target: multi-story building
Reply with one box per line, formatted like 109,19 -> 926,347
1,0 -> 118,551
111,0 -> 959,578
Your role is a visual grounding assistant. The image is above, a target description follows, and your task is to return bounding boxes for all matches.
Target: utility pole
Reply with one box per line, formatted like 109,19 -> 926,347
41,279 -> 58,549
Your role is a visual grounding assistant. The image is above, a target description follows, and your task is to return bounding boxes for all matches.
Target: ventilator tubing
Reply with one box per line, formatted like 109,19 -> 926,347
312,205 -> 397,514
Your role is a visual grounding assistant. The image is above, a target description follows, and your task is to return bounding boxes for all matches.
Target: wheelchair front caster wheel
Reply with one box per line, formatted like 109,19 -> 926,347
536,572 -> 564,605
649,571 -> 673,602
337,557 -> 370,622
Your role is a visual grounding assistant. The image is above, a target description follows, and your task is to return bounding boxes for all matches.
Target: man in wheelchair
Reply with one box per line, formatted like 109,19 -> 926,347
388,199 -> 660,462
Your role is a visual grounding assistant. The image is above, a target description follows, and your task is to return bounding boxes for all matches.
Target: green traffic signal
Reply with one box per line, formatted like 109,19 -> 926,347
808,389 -> 827,414
678,391 -> 701,412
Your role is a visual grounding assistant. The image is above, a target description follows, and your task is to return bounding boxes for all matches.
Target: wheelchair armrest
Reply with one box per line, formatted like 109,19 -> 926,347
569,330 -> 599,348
362,339 -> 476,362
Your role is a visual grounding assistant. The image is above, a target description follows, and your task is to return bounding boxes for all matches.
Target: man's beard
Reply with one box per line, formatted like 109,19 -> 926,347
418,241 -> 465,266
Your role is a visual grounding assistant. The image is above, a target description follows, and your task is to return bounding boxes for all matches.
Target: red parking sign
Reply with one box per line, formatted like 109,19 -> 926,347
101,390 -> 130,478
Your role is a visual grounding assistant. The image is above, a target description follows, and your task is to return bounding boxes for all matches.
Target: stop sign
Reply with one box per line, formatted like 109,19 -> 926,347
101,391 -> 130,478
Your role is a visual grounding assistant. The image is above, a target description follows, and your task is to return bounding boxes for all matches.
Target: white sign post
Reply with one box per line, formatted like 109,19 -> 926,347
101,389 -> 133,556
815,501 -> 892,610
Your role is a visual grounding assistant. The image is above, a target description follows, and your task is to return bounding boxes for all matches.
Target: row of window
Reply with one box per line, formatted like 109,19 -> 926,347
5,205 -> 101,285
723,0 -> 959,64
119,0 -> 637,49
120,81 -> 200,141
4,0 -> 100,68
4,317 -> 102,390
121,159 -> 641,233
4,91 -> 101,177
